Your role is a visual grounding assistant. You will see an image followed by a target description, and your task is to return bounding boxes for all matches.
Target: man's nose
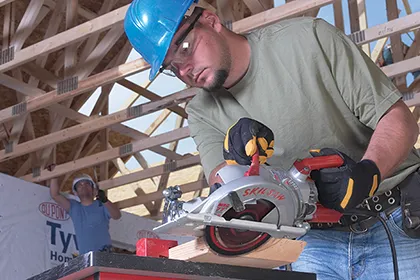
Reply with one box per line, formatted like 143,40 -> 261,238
177,62 -> 193,78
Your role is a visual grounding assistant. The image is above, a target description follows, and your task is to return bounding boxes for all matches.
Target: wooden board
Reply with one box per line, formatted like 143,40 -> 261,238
169,237 -> 306,269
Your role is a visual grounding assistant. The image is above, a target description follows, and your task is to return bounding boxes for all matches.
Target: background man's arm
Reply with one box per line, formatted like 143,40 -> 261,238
363,100 -> 419,179
97,189 -> 121,220
103,200 -> 121,220
49,178 -> 71,212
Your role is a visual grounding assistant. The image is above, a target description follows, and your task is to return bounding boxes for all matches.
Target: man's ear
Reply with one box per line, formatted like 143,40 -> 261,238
200,10 -> 223,32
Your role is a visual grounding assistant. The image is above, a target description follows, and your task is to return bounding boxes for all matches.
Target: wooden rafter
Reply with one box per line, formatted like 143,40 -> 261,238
0,0 -> 336,76
152,105 -> 187,214
386,0 -> 407,88
39,0 -> 79,169
0,49 -> 420,147
232,0 -> 336,33
20,127 -> 190,182
216,0 -> 245,23
7,0 -> 47,157
10,0 -> 46,52
8,70 -> 35,146
116,179 -> 207,210
350,12 -> 420,45
382,55 -> 420,77
0,0 -> 14,8
0,4 -> 130,73
79,0 -> 118,63
1,0 -> 420,216
56,84 -> 116,190
0,58 -> 150,124
333,1 -> 344,31
2,3 -> 12,49
39,5 -> 125,166
14,43 -> 147,178
357,0 -> 370,56
403,1 -> 420,61
6,2 -> 419,125
0,89 -> 196,162
242,0 -> 273,15
117,79 -> 188,118
109,145 -> 156,214
348,0 -> 359,33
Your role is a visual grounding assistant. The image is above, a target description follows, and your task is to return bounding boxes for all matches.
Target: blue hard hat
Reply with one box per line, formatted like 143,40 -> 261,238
124,0 -> 199,81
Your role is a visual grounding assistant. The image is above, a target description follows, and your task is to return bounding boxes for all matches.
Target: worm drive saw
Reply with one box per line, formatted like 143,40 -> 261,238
153,152 -> 345,256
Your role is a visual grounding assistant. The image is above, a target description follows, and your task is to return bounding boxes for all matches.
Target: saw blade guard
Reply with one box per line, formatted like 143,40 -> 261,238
209,166 -> 300,227
201,163 -> 310,255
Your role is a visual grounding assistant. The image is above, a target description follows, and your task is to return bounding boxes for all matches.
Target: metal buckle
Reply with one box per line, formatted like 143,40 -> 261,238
349,216 -> 375,233
349,223 -> 368,233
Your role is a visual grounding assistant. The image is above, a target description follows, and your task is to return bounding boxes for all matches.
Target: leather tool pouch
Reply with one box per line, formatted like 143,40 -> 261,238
399,170 -> 420,238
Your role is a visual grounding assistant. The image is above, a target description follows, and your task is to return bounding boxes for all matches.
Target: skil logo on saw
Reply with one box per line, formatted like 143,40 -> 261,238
39,202 -> 70,221
217,203 -> 230,212
243,187 -> 285,201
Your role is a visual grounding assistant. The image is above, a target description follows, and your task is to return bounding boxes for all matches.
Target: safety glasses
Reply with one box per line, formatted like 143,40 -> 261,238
160,11 -> 203,77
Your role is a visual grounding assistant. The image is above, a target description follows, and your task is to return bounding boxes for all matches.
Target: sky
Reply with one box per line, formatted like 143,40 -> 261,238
79,0 -> 420,171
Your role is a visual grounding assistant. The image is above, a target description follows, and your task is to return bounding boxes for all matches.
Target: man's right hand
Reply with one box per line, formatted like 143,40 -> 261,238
310,148 -> 381,213
223,117 -> 274,165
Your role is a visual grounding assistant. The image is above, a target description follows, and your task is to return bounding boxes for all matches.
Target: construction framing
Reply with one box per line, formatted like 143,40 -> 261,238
0,0 -> 419,219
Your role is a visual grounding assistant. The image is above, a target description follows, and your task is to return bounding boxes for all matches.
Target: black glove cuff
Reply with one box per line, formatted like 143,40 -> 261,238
97,190 -> 108,203
359,159 -> 382,185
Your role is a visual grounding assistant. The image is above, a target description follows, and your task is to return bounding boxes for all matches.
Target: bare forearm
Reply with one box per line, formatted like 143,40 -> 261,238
104,201 -> 121,220
49,178 -> 60,197
363,100 -> 418,179
49,177 -> 71,212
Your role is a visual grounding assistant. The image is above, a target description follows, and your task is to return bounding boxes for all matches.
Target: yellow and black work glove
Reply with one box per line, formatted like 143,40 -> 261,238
309,148 -> 381,213
96,189 -> 108,203
223,117 -> 274,165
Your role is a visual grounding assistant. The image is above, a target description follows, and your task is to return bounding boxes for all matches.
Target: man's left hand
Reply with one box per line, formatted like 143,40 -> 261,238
310,148 -> 381,213
96,189 -> 108,203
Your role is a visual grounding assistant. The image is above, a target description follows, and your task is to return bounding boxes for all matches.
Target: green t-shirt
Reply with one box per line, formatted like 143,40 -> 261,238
186,17 -> 420,194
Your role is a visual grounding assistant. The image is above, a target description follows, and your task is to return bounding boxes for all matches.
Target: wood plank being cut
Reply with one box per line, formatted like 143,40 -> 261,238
169,238 -> 306,269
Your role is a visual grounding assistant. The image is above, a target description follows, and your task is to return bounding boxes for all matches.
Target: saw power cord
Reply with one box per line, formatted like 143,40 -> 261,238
344,209 -> 399,280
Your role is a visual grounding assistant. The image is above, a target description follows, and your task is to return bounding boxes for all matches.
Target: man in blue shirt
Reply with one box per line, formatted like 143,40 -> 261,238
49,172 -> 121,254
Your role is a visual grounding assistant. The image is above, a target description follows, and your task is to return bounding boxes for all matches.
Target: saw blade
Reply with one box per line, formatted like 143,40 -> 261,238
204,200 -> 275,256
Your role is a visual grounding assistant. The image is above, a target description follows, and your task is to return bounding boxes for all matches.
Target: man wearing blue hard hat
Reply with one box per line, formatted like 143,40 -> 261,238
125,1 -> 420,279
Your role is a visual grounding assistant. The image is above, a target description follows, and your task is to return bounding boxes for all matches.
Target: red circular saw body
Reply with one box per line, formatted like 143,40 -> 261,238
204,200 -> 275,256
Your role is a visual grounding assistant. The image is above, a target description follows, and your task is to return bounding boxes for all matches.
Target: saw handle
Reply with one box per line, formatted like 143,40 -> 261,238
294,155 -> 344,175
244,152 -> 260,176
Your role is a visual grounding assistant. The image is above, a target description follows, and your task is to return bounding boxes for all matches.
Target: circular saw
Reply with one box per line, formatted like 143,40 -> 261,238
153,152 -> 344,256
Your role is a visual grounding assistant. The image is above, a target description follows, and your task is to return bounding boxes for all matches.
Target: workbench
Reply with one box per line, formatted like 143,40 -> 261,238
28,251 -> 316,280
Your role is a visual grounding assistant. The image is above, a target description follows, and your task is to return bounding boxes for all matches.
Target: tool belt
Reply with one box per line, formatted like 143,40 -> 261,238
310,169 -> 420,235
310,188 -> 401,233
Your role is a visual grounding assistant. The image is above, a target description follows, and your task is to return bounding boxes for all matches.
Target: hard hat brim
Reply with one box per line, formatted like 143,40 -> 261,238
148,2 -> 195,81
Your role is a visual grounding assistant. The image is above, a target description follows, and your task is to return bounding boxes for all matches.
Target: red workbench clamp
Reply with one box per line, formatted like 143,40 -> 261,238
136,238 -> 178,258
